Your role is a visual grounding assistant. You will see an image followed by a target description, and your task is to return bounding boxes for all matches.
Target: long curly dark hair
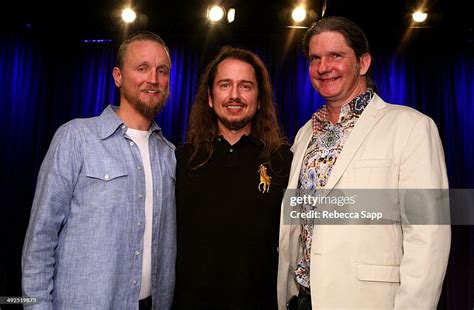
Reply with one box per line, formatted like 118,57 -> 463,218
186,46 -> 286,170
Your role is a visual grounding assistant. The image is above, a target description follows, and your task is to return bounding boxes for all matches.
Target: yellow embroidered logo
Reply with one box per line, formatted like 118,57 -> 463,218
258,164 -> 271,193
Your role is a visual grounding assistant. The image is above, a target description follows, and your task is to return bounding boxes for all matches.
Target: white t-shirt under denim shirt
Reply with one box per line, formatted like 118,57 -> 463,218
127,128 -> 153,300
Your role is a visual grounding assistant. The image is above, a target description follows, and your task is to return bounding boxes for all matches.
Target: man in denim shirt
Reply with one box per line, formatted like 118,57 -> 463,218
22,31 -> 176,310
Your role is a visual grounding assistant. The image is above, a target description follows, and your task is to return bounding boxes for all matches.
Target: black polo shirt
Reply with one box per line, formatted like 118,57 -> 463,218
173,135 -> 292,309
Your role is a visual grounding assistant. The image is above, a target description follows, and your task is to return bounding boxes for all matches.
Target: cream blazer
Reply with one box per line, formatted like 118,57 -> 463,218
277,94 -> 450,309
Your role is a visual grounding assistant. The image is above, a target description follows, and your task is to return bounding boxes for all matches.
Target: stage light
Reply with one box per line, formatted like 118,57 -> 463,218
291,6 -> 306,22
121,8 -> 137,23
208,5 -> 225,22
412,10 -> 428,23
227,8 -> 236,23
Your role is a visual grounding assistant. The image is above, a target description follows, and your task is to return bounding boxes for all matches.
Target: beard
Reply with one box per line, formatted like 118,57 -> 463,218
122,87 -> 169,119
215,112 -> 255,131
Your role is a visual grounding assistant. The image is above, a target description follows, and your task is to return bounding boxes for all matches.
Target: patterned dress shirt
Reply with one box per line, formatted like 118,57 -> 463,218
295,89 -> 374,288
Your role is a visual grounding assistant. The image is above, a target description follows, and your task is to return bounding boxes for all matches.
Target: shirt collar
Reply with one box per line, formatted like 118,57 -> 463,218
215,134 -> 263,147
99,105 -> 162,140
312,88 -> 374,133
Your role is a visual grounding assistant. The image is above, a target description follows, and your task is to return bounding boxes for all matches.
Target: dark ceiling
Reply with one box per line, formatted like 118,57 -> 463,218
2,0 -> 473,50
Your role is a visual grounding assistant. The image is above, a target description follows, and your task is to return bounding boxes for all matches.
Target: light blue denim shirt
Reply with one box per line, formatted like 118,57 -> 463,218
22,105 -> 176,310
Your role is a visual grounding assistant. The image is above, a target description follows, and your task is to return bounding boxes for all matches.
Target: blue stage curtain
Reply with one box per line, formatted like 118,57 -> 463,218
157,46 -> 201,144
0,31 -> 472,308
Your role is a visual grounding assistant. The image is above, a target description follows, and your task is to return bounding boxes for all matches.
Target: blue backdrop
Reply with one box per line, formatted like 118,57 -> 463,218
1,30 -> 472,308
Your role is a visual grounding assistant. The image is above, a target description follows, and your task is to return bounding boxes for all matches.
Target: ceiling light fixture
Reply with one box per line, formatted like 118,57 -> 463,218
207,5 -> 225,22
227,8 -> 236,23
121,8 -> 137,23
291,6 -> 306,23
412,10 -> 428,23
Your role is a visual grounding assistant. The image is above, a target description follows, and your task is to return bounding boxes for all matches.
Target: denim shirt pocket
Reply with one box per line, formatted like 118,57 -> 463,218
83,159 -> 129,209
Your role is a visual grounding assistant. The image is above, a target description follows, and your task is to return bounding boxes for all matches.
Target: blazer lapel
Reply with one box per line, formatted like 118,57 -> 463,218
324,94 -> 387,190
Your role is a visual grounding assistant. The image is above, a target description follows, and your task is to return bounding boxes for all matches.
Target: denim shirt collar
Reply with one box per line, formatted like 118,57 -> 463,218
99,105 -> 162,140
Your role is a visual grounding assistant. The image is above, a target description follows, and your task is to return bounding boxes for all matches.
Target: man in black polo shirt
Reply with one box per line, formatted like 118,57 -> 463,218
173,47 -> 292,309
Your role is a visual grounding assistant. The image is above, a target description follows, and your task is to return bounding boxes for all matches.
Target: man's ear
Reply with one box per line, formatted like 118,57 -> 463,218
112,67 -> 122,87
208,88 -> 213,108
359,53 -> 372,76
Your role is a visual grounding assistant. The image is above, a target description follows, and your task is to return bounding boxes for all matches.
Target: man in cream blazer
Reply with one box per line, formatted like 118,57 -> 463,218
277,17 -> 450,309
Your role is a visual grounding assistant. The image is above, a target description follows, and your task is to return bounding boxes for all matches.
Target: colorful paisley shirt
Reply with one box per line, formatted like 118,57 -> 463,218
294,89 -> 374,288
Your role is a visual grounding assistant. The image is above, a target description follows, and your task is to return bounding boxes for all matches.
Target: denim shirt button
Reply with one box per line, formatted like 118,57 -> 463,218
104,174 -> 109,180
135,251 -> 140,256
132,280 -> 137,285
137,222 -> 142,226
129,141 -> 134,146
